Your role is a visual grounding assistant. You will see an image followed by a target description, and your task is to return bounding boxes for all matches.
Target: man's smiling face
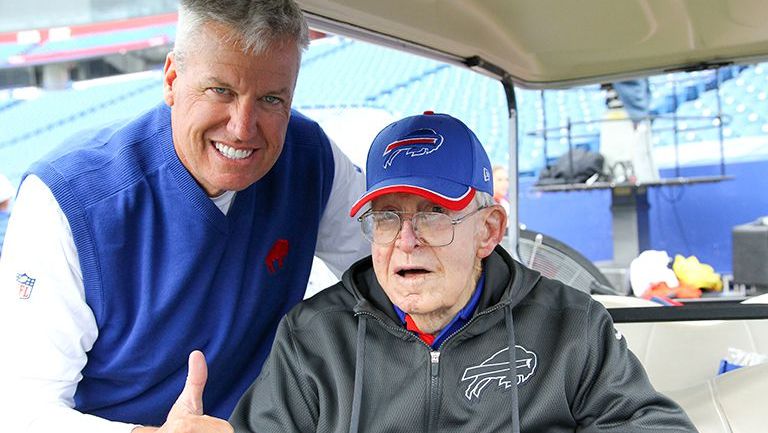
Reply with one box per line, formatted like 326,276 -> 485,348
163,21 -> 300,196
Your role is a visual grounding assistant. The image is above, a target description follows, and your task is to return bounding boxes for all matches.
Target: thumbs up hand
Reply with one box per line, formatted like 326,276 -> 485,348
168,350 -> 209,418
134,351 -> 233,433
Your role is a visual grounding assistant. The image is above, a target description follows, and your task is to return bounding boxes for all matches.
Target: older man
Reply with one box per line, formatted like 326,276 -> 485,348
0,1 -> 367,432
229,112 -> 698,432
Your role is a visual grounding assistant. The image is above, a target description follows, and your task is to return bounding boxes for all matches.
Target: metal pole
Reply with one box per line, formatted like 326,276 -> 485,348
672,79 -> 681,177
540,90 -> 549,169
715,68 -> 726,176
499,79 -> 519,260
567,117 -> 574,183
461,56 -> 520,259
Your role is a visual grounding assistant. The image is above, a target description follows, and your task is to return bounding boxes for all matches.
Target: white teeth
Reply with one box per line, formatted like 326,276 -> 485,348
214,142 -> 253,160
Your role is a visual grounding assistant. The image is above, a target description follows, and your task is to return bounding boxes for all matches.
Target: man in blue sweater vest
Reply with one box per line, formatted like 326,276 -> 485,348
0,1 -> 368,432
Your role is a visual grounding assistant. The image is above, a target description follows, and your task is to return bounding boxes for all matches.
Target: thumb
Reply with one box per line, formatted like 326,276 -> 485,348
173,350 -> 208,416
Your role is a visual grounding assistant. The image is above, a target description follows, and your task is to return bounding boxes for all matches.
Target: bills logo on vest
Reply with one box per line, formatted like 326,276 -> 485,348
265,239 -> 290,274
16,273 -> 36,299
461,345 -> 538,401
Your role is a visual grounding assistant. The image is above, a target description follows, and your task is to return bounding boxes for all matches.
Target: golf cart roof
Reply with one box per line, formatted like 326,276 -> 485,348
300,0 -> 768,88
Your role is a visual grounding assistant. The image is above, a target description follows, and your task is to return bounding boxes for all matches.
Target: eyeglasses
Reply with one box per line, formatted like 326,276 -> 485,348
358,207 -> 486,247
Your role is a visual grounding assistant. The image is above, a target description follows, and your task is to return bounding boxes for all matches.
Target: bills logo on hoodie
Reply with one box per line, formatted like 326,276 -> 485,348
382,128 -> 443,168
461,345 -> 538,401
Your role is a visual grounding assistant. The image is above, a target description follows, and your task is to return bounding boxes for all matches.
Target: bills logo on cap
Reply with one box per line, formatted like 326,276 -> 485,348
382,128 -> 443,168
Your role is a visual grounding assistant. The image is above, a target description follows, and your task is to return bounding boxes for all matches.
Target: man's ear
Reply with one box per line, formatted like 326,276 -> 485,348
163,52 -> 178,107
477,206 -> 507,259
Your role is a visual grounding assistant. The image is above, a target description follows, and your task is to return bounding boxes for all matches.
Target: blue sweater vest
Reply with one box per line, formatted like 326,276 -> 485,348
28,103 -> 334,425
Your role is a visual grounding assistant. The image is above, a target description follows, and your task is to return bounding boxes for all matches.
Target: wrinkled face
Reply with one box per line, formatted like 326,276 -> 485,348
163,22 -> 300,196
370,193 -> 489,319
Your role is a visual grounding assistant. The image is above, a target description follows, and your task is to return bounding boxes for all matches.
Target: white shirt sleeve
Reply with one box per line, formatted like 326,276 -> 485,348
0,175 -> 139,433
313,139 -> 370,278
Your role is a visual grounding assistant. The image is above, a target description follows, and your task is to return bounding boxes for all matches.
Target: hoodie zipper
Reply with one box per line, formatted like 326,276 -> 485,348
355,311 -> 445,432
427,350 -> 441,432
426,303 -> 518,432
355,301 -> 516,432
425,304 -> 510,432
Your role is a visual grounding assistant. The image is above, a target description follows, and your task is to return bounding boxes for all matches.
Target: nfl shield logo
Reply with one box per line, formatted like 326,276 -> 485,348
16,273 -> 36,299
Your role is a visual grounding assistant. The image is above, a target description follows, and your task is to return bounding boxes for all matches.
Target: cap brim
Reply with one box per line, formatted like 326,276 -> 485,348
349,176 -> 476,216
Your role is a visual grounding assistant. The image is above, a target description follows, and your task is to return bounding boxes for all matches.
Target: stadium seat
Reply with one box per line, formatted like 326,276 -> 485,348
620,318 -> 768,392
594,296 -> 768,393
665,362 -> 768,433
742,293 -> 768,304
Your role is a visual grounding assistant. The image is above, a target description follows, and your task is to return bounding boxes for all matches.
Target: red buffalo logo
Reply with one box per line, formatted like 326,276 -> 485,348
265,239 -> 290,274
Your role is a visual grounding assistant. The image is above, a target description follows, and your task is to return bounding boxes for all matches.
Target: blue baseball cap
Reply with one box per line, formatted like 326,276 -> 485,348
349,111 -> 493,216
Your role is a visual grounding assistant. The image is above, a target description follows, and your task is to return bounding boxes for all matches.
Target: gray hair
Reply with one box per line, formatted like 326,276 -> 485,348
175,0 -> 309,66
473,191 -> 496,209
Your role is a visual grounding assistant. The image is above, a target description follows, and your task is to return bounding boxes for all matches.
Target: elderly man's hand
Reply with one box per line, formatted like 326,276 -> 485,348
133,351 -> 233,433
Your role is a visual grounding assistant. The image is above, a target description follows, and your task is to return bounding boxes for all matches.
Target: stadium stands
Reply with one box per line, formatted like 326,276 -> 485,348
0,42 -> 31,65
293,37 -> 510,164
1,32 -> 768,273
0,13 -> 177,67
4,32 -> 767,178
27,25 -> 175,56
0,72 -> 162,185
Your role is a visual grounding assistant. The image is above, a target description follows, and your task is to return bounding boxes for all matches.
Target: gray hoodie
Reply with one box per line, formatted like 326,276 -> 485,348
230,246 -> 697,433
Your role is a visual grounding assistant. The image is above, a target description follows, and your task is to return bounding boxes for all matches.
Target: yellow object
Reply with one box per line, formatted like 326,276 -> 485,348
672,255 -> 723,291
